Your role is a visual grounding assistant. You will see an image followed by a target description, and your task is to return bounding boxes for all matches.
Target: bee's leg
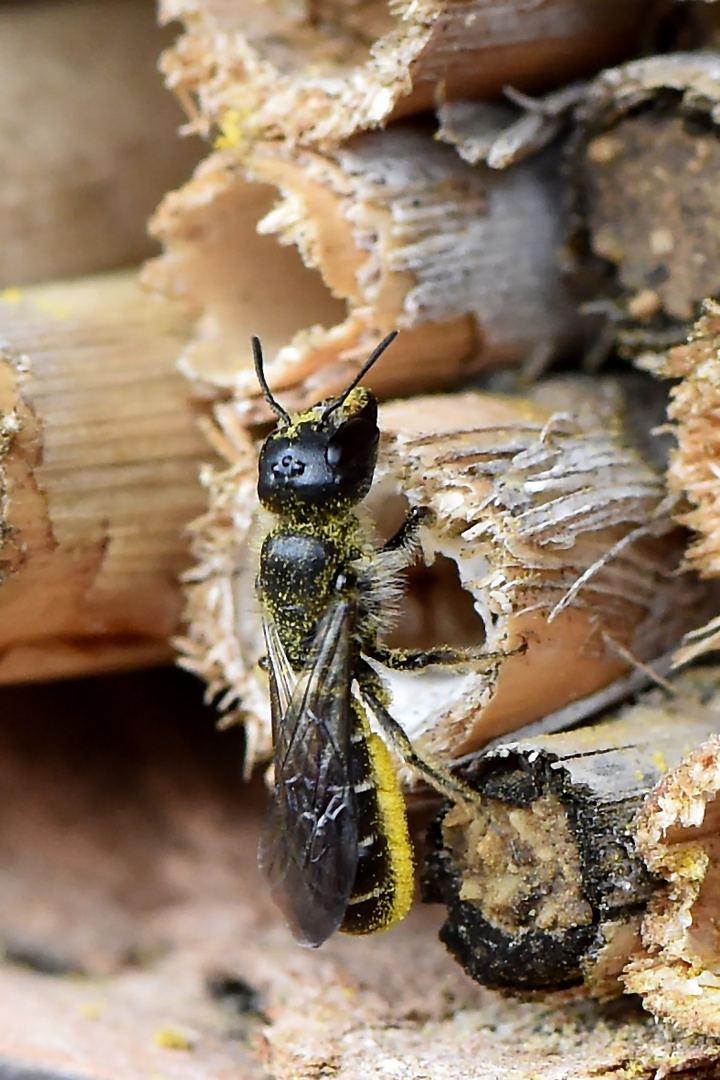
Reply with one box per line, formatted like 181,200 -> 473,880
356,659 -> 480,804
380,506 -> 435,554
366,640 -> 519,672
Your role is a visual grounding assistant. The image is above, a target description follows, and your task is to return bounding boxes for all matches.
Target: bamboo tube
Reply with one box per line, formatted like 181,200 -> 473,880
0,0 -> 201,288
424,671 -> 720,998
146,126 -> 582,413
178,371 -> 713,773
0,272 -> 210,682
159,0 -> 657,149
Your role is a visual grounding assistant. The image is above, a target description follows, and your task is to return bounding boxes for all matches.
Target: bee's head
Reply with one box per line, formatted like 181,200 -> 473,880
253,334 -> 396,512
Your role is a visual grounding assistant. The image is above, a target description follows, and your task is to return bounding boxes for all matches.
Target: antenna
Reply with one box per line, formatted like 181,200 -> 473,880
252,337 -> 291,425
322,331 -> 398,420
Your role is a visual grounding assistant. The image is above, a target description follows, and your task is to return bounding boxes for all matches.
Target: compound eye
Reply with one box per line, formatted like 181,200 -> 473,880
325,439 -> 342,469
326,416 -> 374,469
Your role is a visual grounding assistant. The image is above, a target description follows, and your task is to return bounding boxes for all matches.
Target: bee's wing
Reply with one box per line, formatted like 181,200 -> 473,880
259,598 -> 359,947
261,615 -> 295,751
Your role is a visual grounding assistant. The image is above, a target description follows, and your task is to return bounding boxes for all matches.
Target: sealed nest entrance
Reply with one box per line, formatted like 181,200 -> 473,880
585,97 -> 720,323
569,59 -> 720,358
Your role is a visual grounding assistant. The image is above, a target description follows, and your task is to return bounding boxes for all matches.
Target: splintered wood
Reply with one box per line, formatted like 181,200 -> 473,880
623,680 -> 720,1035
147,2 -> 663,407
146,125 -> 582,408
178,376 -> 711,773
657,300 -> 720,664
5,1 -> 720,1077
159,0 -> 655,148
151,11 -> 720,796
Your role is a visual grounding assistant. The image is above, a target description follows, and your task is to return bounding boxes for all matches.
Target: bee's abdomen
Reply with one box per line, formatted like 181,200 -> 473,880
341,705 -> 414,936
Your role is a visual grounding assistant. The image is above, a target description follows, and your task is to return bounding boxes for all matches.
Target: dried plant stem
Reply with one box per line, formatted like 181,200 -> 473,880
179,375 -> 711,774
159,0 -> 656,148
147,125 -> 582,417
425,670 -> 720,999
0,272 -> 210,682
623,674 -> 720,1034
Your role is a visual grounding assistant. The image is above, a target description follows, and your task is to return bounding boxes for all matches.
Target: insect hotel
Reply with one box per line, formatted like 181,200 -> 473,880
1,2 -> 720,1077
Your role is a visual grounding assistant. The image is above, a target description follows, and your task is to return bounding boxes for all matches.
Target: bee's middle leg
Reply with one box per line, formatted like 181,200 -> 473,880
356,659 -> 479,803
366,641 -> 518,671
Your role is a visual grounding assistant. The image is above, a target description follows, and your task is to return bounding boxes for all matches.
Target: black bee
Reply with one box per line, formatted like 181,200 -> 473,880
253,332 -> 498,947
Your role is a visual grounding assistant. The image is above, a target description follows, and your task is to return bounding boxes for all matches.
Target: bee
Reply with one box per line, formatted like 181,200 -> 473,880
253,332 -> 503,947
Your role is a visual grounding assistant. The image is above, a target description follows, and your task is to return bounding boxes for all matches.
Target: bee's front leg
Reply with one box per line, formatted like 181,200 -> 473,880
374,505 -> 523,669
380,506 -> 435,554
